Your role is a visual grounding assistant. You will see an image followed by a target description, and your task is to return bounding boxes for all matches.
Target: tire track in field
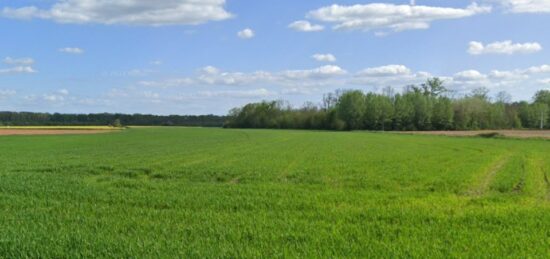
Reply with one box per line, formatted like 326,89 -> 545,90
542,162 -> 550,200
467,154 -> 511,197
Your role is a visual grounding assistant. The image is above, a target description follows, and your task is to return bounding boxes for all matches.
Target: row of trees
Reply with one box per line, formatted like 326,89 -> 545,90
225,78 -> 550,131
0,112 -> 225,127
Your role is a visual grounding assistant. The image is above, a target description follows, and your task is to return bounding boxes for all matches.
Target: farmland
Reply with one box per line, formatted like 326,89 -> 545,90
1,127 -> 549,257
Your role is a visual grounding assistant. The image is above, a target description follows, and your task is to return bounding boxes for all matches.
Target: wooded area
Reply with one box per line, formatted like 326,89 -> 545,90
225,78 -> 550,131
0,112 -> 225,127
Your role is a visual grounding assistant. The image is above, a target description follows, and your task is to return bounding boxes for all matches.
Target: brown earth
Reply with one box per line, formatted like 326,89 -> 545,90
401,130 -> 550,139
0,129 -> 115,136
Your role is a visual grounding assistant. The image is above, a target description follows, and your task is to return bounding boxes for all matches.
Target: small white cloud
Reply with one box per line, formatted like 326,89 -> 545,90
468,40 -> 542,55
43,94 -> 65,102
454,70 -> 487,81
3,57 -> 35,65
357,65 -> 411,77
288,20 -> 324,32
201,66 -> 221,75
526,64 -> 550,74
198,88 -> 275,99
495,0 -> 550,13
150,60 -> 162,66
59,47 -> 84,54
538,78 -> 550,84
58,89 -> 69,95
312,53 -> 336,63
282,65 -> 347,79
237,28 -> 255,39
0,66 -> 36,74
0,89 -> 16,99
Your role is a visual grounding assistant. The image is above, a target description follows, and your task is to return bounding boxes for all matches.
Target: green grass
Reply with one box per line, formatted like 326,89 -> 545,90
1,127 -> 549,258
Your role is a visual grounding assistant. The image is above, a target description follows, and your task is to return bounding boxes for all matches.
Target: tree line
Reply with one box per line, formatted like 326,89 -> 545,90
224,78 -> 550,131
0,112 -> 225,127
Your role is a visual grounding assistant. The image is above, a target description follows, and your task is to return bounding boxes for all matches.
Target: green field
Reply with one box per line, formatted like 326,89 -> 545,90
1,127 -> 549,258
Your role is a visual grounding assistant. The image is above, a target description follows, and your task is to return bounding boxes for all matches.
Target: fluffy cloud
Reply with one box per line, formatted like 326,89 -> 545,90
468,41 -> 542,55
454,70 -> 488,81
43,94 -> 65,102
288,20 -> 324,32
281,65 -> 347,79
198,88 -> 275,98
1,0 -> 232,26
0,66 -> 36,74
141,65 -> 347,88
351,65 -> 430,88
312,53 -> 336,62
237,28 -> 255,39
493,0 -> 550,13
59,47 -> 84,54
306,3 -> 491,33
357,65 -> 412,77
3,57 -> 34,65
0,89 -> 16,99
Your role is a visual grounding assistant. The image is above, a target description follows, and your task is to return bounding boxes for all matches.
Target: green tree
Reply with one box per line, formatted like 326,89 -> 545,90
336,90 -> 366,130
112,119 -> 123,128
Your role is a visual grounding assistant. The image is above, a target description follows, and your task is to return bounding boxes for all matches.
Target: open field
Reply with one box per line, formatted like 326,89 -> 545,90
0,126 -> 121,136
1,127 -> 549,257
401,130 -> 550,139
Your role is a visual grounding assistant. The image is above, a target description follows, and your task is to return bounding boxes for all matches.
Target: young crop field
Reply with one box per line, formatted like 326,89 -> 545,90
1,127 -> 549,257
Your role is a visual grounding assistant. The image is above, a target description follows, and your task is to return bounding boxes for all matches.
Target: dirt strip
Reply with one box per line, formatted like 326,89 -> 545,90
0,130 -> 116,136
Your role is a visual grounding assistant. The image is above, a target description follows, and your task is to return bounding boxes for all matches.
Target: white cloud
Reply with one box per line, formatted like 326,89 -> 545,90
1,0 -> 232,26
3,57 -> 34,65
282,65 -> 347,79
237,28 -> 255,39
43,94 -> 65,102
150,60 -> 162,66
0,66 -> 36,74
198,88 -> 275,99
494,0 -> 550,13
468,40 -> 542,55
351,65 -> 430,89
312,53 -> 336,62
306,3 -> 491,33
59,47 -> 84,54
538,78 -> 550,84
0,89 -> 16,99
201,66 -> 221,75
489,70 -> 528,80
288,20 -> 324,32
453,70 -> 488,81
526,64 -> 550,74
139,65 -> 346,89
357,65 -> 411,77
58,89 -> 70,95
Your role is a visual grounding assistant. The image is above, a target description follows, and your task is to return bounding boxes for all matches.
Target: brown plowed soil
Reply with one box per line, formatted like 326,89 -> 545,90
402,130 -> 550,139
0,130 -> 115,136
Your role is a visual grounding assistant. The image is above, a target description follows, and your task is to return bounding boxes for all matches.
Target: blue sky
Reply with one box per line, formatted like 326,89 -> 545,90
1,0 -> 550,115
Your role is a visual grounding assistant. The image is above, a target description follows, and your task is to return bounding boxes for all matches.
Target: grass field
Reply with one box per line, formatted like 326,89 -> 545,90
1,127 -> 549,258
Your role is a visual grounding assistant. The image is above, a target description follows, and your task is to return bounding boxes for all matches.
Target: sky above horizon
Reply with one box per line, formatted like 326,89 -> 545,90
1,0 -> 550,115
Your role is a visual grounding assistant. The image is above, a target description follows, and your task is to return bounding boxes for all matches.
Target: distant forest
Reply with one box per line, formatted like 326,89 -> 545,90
0,112 -> 225,127
225,78 -> 550,131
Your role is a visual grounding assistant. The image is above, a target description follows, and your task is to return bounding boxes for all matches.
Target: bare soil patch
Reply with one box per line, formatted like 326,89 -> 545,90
401,130 -> 550,139
0,129 -> 115,136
